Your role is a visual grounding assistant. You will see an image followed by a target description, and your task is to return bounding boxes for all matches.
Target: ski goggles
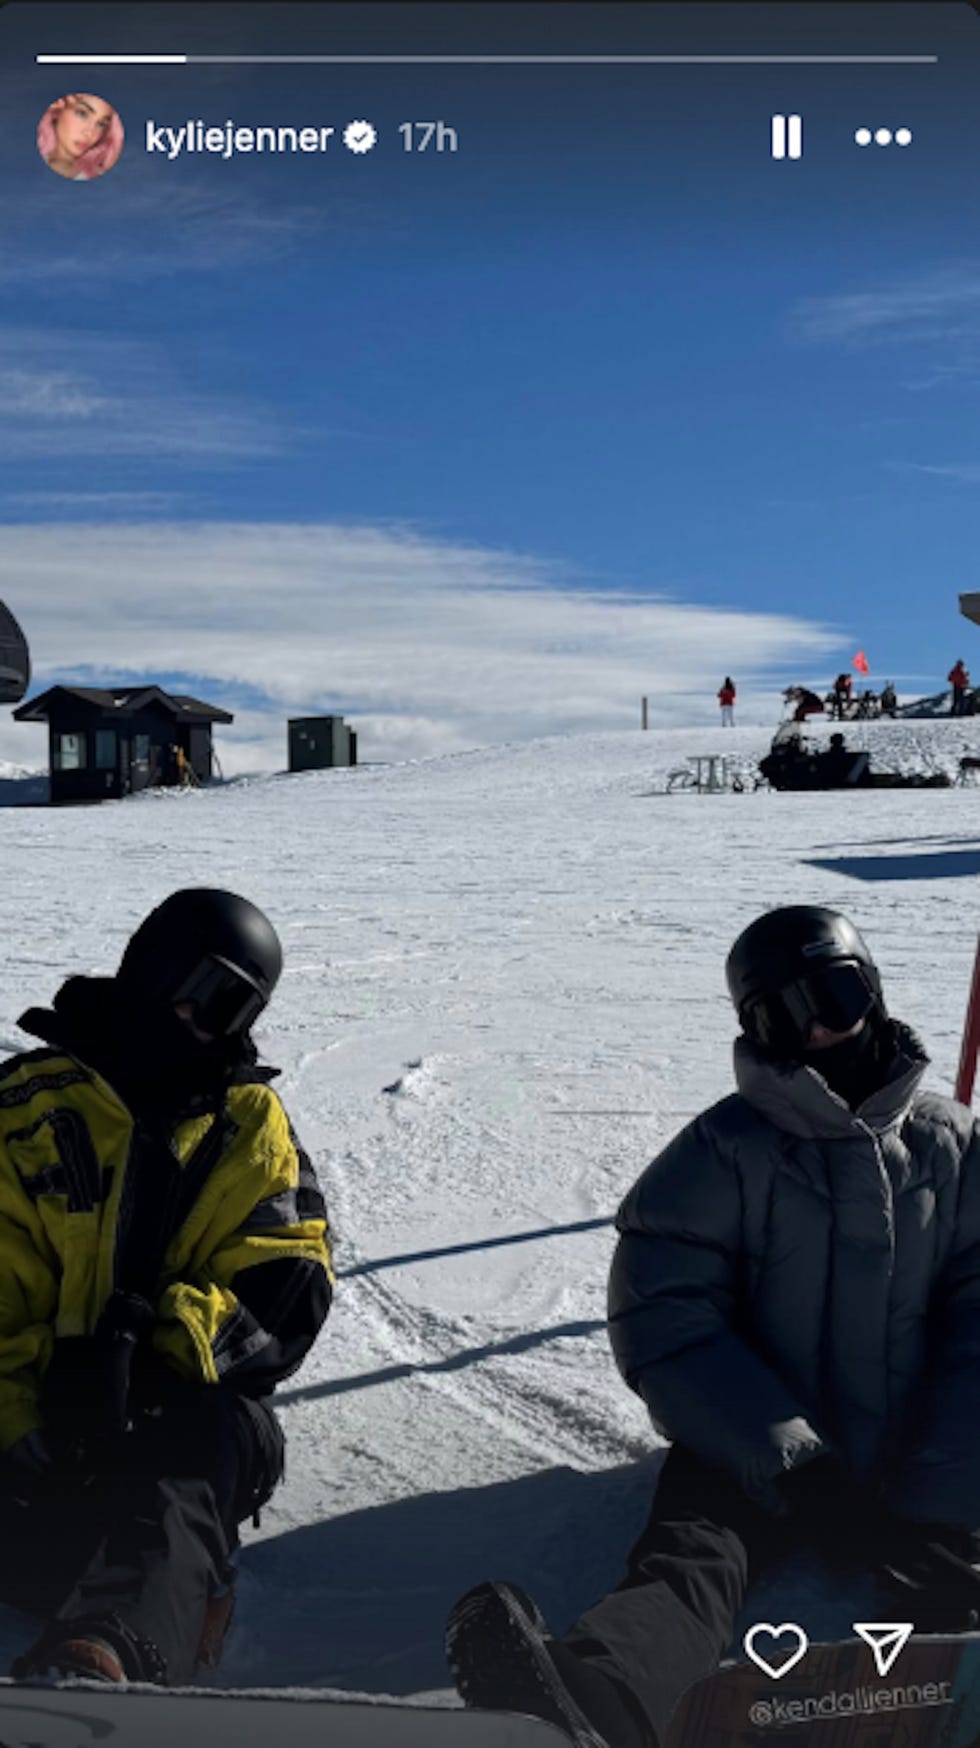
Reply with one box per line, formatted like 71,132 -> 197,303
748,961 -> 875,1053
172,954 -> 266,1037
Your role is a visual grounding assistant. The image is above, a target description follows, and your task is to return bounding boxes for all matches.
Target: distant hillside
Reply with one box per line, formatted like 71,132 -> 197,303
0,765 -> 48,806
896,690 -> 959,720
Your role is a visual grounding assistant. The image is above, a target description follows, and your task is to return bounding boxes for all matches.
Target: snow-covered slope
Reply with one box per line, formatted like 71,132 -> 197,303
1,717 -> 979,1695
896,689 -> 960,719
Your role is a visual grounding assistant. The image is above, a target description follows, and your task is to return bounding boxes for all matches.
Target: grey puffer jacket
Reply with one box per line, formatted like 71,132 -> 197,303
608,1022 -> 980,1526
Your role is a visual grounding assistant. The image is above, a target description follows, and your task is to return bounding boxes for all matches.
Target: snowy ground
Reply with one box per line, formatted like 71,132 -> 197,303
0,714 -> 979,1698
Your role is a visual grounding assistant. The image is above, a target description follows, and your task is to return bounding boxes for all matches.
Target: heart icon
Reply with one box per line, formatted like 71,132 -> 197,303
743,1622 -> 809,1679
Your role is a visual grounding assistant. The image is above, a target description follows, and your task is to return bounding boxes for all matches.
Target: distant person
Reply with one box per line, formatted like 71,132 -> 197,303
37,93 -> 124,181
949,660 -> 971,717
758,728 -> 819,791
784,685 -> 824,724
831,673 -> 853,721
0,891 -> 331,1684
175,745 -> 195,788
820,732 -> 870,787
880,681 -> 897,719
717,677 -> 736,727
446,907 -> 980,1748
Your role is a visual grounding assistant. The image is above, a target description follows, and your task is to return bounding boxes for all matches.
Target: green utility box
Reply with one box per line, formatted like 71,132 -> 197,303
288,715 -> 357,772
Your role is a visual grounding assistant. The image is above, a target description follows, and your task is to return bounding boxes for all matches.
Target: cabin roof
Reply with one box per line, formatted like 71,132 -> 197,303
14,684 -> 234,725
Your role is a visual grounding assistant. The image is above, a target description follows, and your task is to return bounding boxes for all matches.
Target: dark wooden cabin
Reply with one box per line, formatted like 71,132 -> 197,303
14,685 -> 233,805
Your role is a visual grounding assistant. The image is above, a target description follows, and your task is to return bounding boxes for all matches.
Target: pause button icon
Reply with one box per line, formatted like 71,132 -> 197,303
771,114 -> 803,159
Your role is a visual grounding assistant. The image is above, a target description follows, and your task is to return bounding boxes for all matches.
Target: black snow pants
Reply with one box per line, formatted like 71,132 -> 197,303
0,1384 -> 284,1684
552,1448 -> 804,1748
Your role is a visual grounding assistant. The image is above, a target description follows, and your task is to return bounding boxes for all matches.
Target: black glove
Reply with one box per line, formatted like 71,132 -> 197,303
776,1456 -> 904,1568
878,1524 -> 980,1633
777,1455 -> 864,1526
129,1344 -> 189,1416
41,1293 -> 153,1463
780,1461 -> 980,1628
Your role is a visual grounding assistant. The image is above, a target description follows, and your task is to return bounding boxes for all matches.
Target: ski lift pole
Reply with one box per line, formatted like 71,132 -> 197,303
955,933 -> 980,1105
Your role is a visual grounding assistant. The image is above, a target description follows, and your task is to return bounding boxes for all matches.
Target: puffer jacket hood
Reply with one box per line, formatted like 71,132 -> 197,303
608,1017 -> 980,1526
733,1019 -> 928,1139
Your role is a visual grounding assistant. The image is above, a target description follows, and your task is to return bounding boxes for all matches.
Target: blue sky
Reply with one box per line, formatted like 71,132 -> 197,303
0,2 -> 977,770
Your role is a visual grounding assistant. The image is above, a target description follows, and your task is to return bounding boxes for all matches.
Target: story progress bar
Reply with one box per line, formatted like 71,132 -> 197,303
35,53 -> 940,66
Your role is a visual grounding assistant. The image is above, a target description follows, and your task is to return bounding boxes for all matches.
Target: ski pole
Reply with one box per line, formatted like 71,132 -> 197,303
955,933 -> 980,1105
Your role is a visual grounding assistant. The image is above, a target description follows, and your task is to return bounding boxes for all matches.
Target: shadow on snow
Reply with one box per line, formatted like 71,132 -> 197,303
335,1219 -> 614,1282
806,850 -> 980,882
228,1460 -> 663,1693
277,1319 -> 608,1407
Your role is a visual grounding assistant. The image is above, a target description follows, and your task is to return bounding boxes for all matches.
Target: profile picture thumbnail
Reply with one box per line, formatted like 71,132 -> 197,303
37,93 -> 124,182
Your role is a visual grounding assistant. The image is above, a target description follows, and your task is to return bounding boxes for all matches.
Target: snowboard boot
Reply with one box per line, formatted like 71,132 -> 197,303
13,1613 -> 167,1686
446,1581 -> 651,1748
13,1633 -> 126,1684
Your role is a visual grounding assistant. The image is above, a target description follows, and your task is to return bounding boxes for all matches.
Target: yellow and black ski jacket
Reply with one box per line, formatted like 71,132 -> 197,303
0,1019 -> 332,1453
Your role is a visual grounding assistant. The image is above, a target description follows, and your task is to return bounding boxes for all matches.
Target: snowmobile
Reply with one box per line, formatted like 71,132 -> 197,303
758,726 -> 950,792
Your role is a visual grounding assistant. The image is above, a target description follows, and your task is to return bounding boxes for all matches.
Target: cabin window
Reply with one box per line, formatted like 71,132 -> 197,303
53,732 -> 86,771
95,730 -> 117,770
132,734 -> 150,765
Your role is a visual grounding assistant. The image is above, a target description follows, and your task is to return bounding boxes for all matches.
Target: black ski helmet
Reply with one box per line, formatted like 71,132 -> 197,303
117,888 -> 283,1037
725,905 -> 884,1057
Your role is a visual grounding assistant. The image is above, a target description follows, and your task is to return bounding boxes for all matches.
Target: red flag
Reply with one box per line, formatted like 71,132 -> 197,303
852,650 -> 870,675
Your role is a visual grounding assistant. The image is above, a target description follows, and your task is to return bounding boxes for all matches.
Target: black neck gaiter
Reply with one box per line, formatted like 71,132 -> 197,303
41,977 -> 253,1120
803,1013 -> 894,1109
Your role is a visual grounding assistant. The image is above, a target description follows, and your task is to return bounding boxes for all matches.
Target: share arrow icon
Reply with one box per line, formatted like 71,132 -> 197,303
852,1622 -> 915,1676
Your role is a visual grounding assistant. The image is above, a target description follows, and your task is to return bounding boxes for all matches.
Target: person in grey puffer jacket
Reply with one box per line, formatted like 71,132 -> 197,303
446,906 -> 980,1748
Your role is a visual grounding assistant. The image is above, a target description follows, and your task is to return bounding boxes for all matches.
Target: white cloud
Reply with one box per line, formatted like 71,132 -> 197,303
0,519 -> 844,771
790,265 -> 980,399
791,266 -> 980,348
890,461 -> 980,485
0,330 -> 297,461
0,368 -> 109,420
0,491 -> 184,514
0,166 -> 371,288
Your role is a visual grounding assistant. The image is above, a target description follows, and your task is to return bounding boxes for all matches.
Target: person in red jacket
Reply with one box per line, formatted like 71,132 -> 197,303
949,660 -> 971,717
832,673 -> 853,721
717,678 -> 736,727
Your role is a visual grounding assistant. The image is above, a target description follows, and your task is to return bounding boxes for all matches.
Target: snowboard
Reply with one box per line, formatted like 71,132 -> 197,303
0,1680 -> 569,1747
665,1630 -> 980,1747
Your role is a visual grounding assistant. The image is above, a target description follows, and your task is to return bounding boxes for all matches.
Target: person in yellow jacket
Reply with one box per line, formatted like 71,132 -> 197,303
174,743 -> 196,787
0,888 -> 332,1687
